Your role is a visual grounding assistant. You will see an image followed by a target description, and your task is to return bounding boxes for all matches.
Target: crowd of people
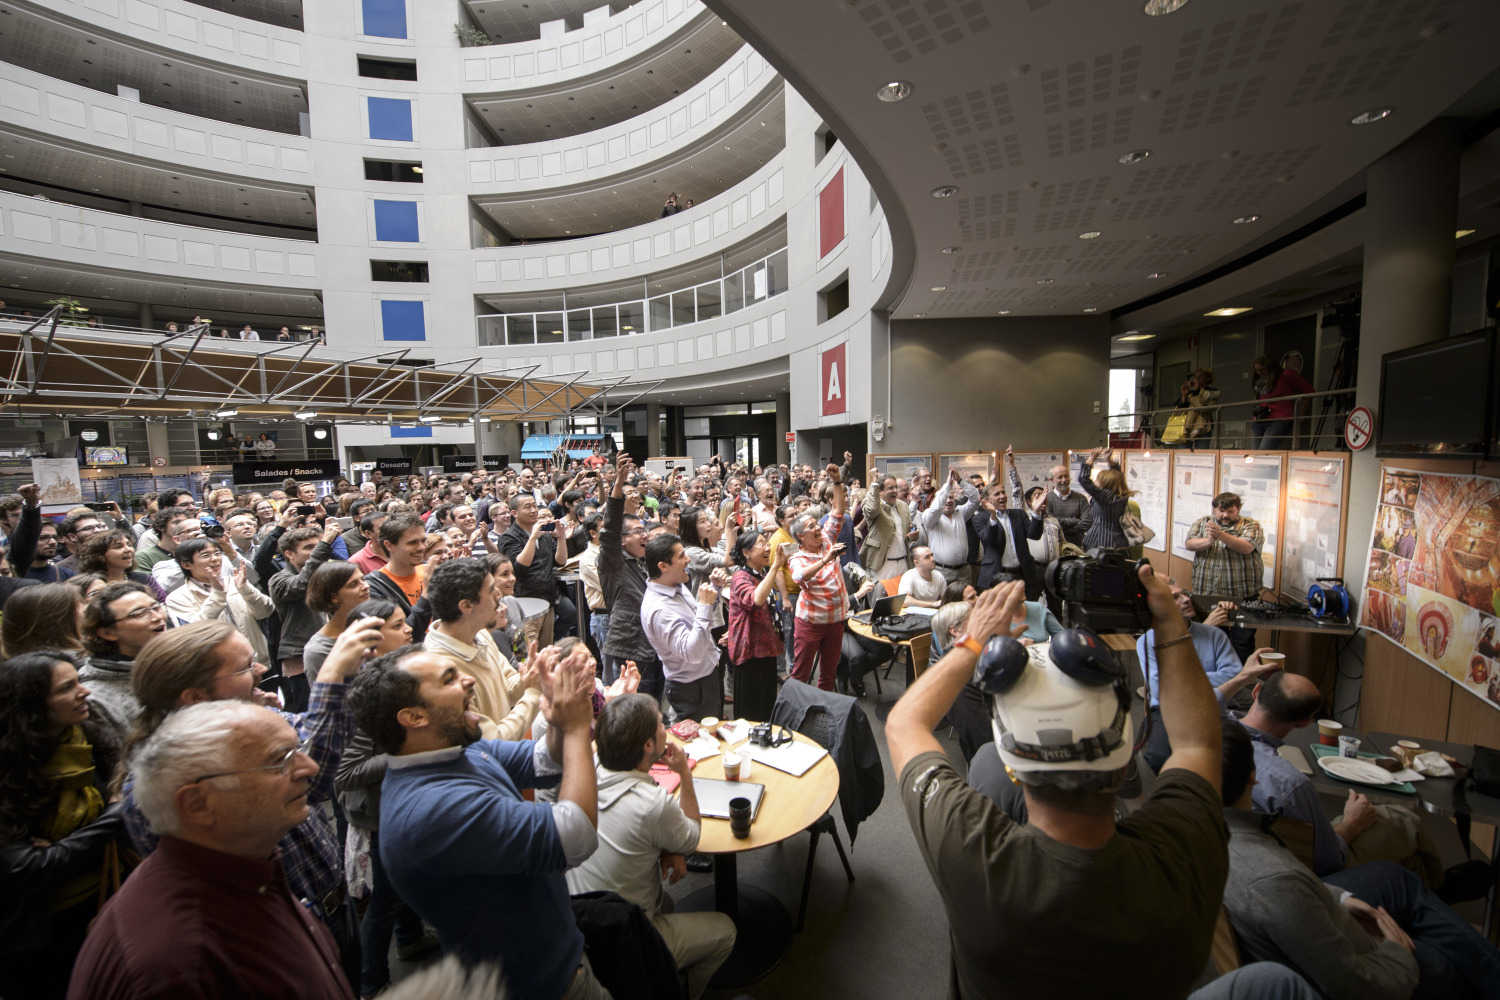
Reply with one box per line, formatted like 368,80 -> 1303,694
0,447 -> 1495,1000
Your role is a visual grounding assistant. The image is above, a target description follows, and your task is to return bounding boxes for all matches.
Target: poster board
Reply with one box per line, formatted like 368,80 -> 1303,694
1171,453 -> 1217,560
1010,451 -> 1070,497
1122,451 -> 1171,553
1360,466 -> 1500,711
1280,455 -> 1347,605
936,453 -> 996,488
1220,453 -> 1283,591
32,457 -> 83,513
871,454 -> 933,482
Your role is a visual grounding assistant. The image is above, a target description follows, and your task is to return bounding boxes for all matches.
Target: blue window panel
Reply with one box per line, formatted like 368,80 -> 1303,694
381,300 -> 426,341
367,97 -> 413,141
362,0 -> 408,38
373,200 -> 419,242
390,425 -> 432,438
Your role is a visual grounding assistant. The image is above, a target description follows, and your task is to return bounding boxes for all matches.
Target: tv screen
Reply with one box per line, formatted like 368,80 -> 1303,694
1378,330 -> 1492,457
84,446 -> 128,466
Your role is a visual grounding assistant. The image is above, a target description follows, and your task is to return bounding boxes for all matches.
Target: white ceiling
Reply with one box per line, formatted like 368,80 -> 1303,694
465,0 -> 638,45
708,0 -> 1500,322
474,83 -> 783,238
0,130 -> 316,226
0,5 -> 308,134
470,17 -> 744,144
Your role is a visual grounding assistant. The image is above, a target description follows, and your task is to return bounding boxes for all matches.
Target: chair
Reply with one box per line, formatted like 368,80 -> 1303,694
789,703 -> 855,932
880,576 -> 901,598
883,625 -> 932,683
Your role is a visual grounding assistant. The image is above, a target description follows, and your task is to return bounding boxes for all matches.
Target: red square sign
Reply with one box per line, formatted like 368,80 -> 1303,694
821,343 -> 846,417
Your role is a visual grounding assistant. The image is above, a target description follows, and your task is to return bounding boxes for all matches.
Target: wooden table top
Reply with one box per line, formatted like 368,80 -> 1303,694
680,727 -> 840,854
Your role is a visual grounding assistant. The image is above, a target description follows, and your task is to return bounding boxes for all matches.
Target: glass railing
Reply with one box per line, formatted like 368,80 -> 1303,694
476,247 -> 787,347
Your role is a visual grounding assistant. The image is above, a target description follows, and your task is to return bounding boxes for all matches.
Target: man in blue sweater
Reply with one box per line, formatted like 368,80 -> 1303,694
350,641 -> 604,1000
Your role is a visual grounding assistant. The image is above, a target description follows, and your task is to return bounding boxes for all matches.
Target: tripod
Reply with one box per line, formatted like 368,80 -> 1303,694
1311,333 -> 1358,450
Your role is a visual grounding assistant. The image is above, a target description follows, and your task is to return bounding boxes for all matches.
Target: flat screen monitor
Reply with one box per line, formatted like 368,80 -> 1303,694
84,446 -> 128,466
1377,330 -> 1492,457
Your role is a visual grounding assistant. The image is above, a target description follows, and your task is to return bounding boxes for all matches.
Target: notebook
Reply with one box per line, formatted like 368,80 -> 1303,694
692,777 -> 766,820
743,739 -> 829,777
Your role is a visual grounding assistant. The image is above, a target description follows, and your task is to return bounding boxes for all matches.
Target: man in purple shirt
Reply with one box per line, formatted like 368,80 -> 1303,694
69,700 -> 353,1000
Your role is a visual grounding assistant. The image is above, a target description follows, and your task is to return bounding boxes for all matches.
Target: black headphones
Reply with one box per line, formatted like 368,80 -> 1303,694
974,626 -> 1127,694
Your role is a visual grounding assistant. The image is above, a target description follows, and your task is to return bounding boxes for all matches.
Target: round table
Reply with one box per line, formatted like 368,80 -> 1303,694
675,726 -> 839,987
515,596 -> 552,621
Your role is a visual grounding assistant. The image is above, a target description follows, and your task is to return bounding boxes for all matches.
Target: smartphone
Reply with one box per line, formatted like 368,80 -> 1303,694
332,516 -> 354,530
296,504 -> 317,515
86,502 -> 113,512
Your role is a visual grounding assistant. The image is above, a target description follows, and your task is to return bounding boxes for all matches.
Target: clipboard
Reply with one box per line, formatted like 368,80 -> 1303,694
691,777 -> 766,820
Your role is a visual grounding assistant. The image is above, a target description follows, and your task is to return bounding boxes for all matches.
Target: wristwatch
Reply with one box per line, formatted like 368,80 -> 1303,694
953,633 -> 986,656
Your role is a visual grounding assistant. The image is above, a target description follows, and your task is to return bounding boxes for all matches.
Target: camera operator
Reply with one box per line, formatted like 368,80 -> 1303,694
888,568 -> 1228,998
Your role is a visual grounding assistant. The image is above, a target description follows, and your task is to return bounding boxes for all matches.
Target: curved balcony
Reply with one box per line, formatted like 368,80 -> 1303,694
460,0 -> 705,94
0,63 -> 312,183
24,0 -> 304,79
473,153 -> 783,292
0,189 -> 317,287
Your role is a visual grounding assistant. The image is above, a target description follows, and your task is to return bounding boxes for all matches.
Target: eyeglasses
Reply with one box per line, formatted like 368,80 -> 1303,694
622,527 -> 647,536
120,602 -> 166,622
195,739 -> 312,782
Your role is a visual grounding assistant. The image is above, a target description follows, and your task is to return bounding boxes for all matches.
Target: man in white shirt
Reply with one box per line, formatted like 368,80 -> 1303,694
565,694 -> 736,999
919,468 -> 978,586
239,323 -> 260,341
897,546 -> 946,608
752,480 -> 779,533
639,534 -> 726,723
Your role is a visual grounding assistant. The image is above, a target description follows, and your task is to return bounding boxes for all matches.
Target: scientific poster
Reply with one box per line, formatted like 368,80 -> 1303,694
872,455 -> 932,482
1220,454 -> 1282,590
1011,451 -> 1068,496
1281,457 -> 1345,605
937,453 -> 996,488
1123,451 -> 1170,553
31,458 -> 83,506
1360,467 -> 1500,708
1171,453 -> 1217,560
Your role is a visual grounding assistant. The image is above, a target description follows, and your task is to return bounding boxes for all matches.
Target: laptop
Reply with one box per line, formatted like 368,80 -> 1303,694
852,592 -> 906,624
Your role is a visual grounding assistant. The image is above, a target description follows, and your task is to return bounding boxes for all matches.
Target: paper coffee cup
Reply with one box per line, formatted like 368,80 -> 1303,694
1261,652 -> 1286,668
700,716 -> 720,732
722,752 -> 741,781
1317,719 -> 1342,746
1397,740 -> 1420,750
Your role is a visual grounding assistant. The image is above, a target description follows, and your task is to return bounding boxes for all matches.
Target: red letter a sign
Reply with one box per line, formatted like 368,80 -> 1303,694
821,343 -> 846,417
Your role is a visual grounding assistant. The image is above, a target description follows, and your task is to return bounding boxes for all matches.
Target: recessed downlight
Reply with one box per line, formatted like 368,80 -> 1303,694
1036,278 -> 1055,285
1119,333 -> 1155,342
998,310 -> 1012,315
1083,307 -> 1099,313
1204,307 -> 1253,317
1350,107 -> 1393,125
1142,0 -> 1190,13
1232,214 -> 1260,224
1078,231 -> 1102,240
940,246 -> 961,254
876,80 -> 913,103
930,285 -> 946,292
1147,272 -> 1168,279
931,185 -> 959,198
913,313 -> 926,318
1118,149 -> 1151,165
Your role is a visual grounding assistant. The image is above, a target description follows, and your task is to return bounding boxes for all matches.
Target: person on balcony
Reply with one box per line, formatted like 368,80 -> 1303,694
1250,355 -> 1314,450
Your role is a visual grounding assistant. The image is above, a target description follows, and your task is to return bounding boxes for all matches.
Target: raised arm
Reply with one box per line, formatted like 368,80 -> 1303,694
1144,563 -> 1221,791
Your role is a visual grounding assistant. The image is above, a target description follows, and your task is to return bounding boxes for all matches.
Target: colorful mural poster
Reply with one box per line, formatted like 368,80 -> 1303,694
1360,467 -> 1500,708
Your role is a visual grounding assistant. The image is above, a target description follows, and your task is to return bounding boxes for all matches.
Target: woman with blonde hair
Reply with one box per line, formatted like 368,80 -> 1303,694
1077,447 -> 1137,552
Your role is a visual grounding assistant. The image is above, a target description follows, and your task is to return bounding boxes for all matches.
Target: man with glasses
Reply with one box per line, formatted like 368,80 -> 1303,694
69,700 -> 354,1000
119,618 -> 384,987
53,509 -> 104,574
79,581 -> 170,739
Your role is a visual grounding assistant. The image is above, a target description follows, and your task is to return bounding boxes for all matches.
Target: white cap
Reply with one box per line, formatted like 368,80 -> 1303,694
989,642 -> 1133,774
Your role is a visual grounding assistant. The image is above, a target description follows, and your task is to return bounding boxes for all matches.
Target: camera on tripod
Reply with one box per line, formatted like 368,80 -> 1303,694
1044,548 -> 1152,633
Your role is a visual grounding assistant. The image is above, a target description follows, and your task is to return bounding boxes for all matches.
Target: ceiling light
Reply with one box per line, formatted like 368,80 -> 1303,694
1118,149 -> 1151,164
1083,307 -> 1098,313
1118,333 -> 1154,342
1147,271 -> 1168,279
1232,214 -> 1260,224
998,310 -> 1012,315
1142,0 -> 1190,13
295,410 -> 317,419
1349,107 -> 1393,125
214,408 -> 238,418
875,80 -> 912,103
1078,231 -> 1102,240
419,415 -> 442,423
930,285 -> 946,292
1456,229 -> 1477,239
913,313 -> 926,318
940,246 -> 961,254
411,166 -> 423,174
479,416 -> 492,423
930,185 -> 959,199
1204,307 -> 1253,317
1036,278 -> 1054,285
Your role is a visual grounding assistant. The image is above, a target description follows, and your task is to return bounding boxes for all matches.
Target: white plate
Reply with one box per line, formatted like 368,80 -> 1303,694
1316,755 -> 1397,786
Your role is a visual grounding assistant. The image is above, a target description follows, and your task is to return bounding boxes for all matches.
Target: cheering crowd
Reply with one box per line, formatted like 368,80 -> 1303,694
3,449 -> 1498,1000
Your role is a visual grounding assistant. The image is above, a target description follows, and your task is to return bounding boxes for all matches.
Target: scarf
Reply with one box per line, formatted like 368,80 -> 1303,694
40,725 -> 106,911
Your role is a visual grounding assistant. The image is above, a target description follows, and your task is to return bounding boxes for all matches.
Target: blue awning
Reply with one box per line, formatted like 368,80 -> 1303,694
520,434 -> 602,460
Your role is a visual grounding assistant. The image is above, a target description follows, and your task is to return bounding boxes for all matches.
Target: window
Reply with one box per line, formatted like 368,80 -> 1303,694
818,272 -> 849,324
373,200 -> 419,242
370,260 -> 429,282
380,301 -> 426,341
814,123 -> 839,165
364,159 -> 423,182
361,0 -> 408,38
367,97 -> 413,141
358,57 -> 418,81
1108,369 -> 1139,433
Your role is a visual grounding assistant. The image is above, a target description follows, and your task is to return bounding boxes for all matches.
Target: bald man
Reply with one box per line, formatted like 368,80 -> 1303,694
1045,463 -> 1091,547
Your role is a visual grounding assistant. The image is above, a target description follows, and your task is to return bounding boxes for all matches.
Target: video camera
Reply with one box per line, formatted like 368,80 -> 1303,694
1044,548 -> 1152,633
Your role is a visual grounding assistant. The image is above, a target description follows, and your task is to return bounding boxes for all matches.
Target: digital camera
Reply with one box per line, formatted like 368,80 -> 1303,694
1044,548 -> 1151,633
748,722 -> 791,749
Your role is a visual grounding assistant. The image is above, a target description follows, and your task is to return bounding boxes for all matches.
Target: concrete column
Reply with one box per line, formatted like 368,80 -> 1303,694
1343,119 -> 1461,596
775,391 -> 792,465
145,420 -> 171,467
138,302 -> 153,330
646,401 -> 662,457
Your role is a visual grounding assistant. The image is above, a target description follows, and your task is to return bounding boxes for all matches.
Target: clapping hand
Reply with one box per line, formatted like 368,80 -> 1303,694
604,661 -> 641,700
323,616 -> 386,680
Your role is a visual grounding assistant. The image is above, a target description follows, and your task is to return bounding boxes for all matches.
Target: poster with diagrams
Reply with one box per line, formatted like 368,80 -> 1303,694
1281,456 -> 1345,605
1171,453 -> 1217,560
1123,451 -> 1170,553
1220,454 -> 1283,590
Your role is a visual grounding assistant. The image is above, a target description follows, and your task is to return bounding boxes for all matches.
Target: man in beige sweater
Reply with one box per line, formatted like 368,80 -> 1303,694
423,556 -> 540,739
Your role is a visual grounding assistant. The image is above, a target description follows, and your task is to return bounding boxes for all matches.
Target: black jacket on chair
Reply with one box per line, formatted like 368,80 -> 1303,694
770,681 -> 884,844
971,507 -> 1045,591
569,890 -> 682,1000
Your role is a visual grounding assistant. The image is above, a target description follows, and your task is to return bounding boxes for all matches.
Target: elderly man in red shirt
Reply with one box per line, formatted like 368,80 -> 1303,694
69,699 -> 353,1000
787,466 -> 849,690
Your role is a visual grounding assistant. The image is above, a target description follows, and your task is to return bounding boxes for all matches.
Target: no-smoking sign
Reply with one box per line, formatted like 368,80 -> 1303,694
1345,406 -> 1374,451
